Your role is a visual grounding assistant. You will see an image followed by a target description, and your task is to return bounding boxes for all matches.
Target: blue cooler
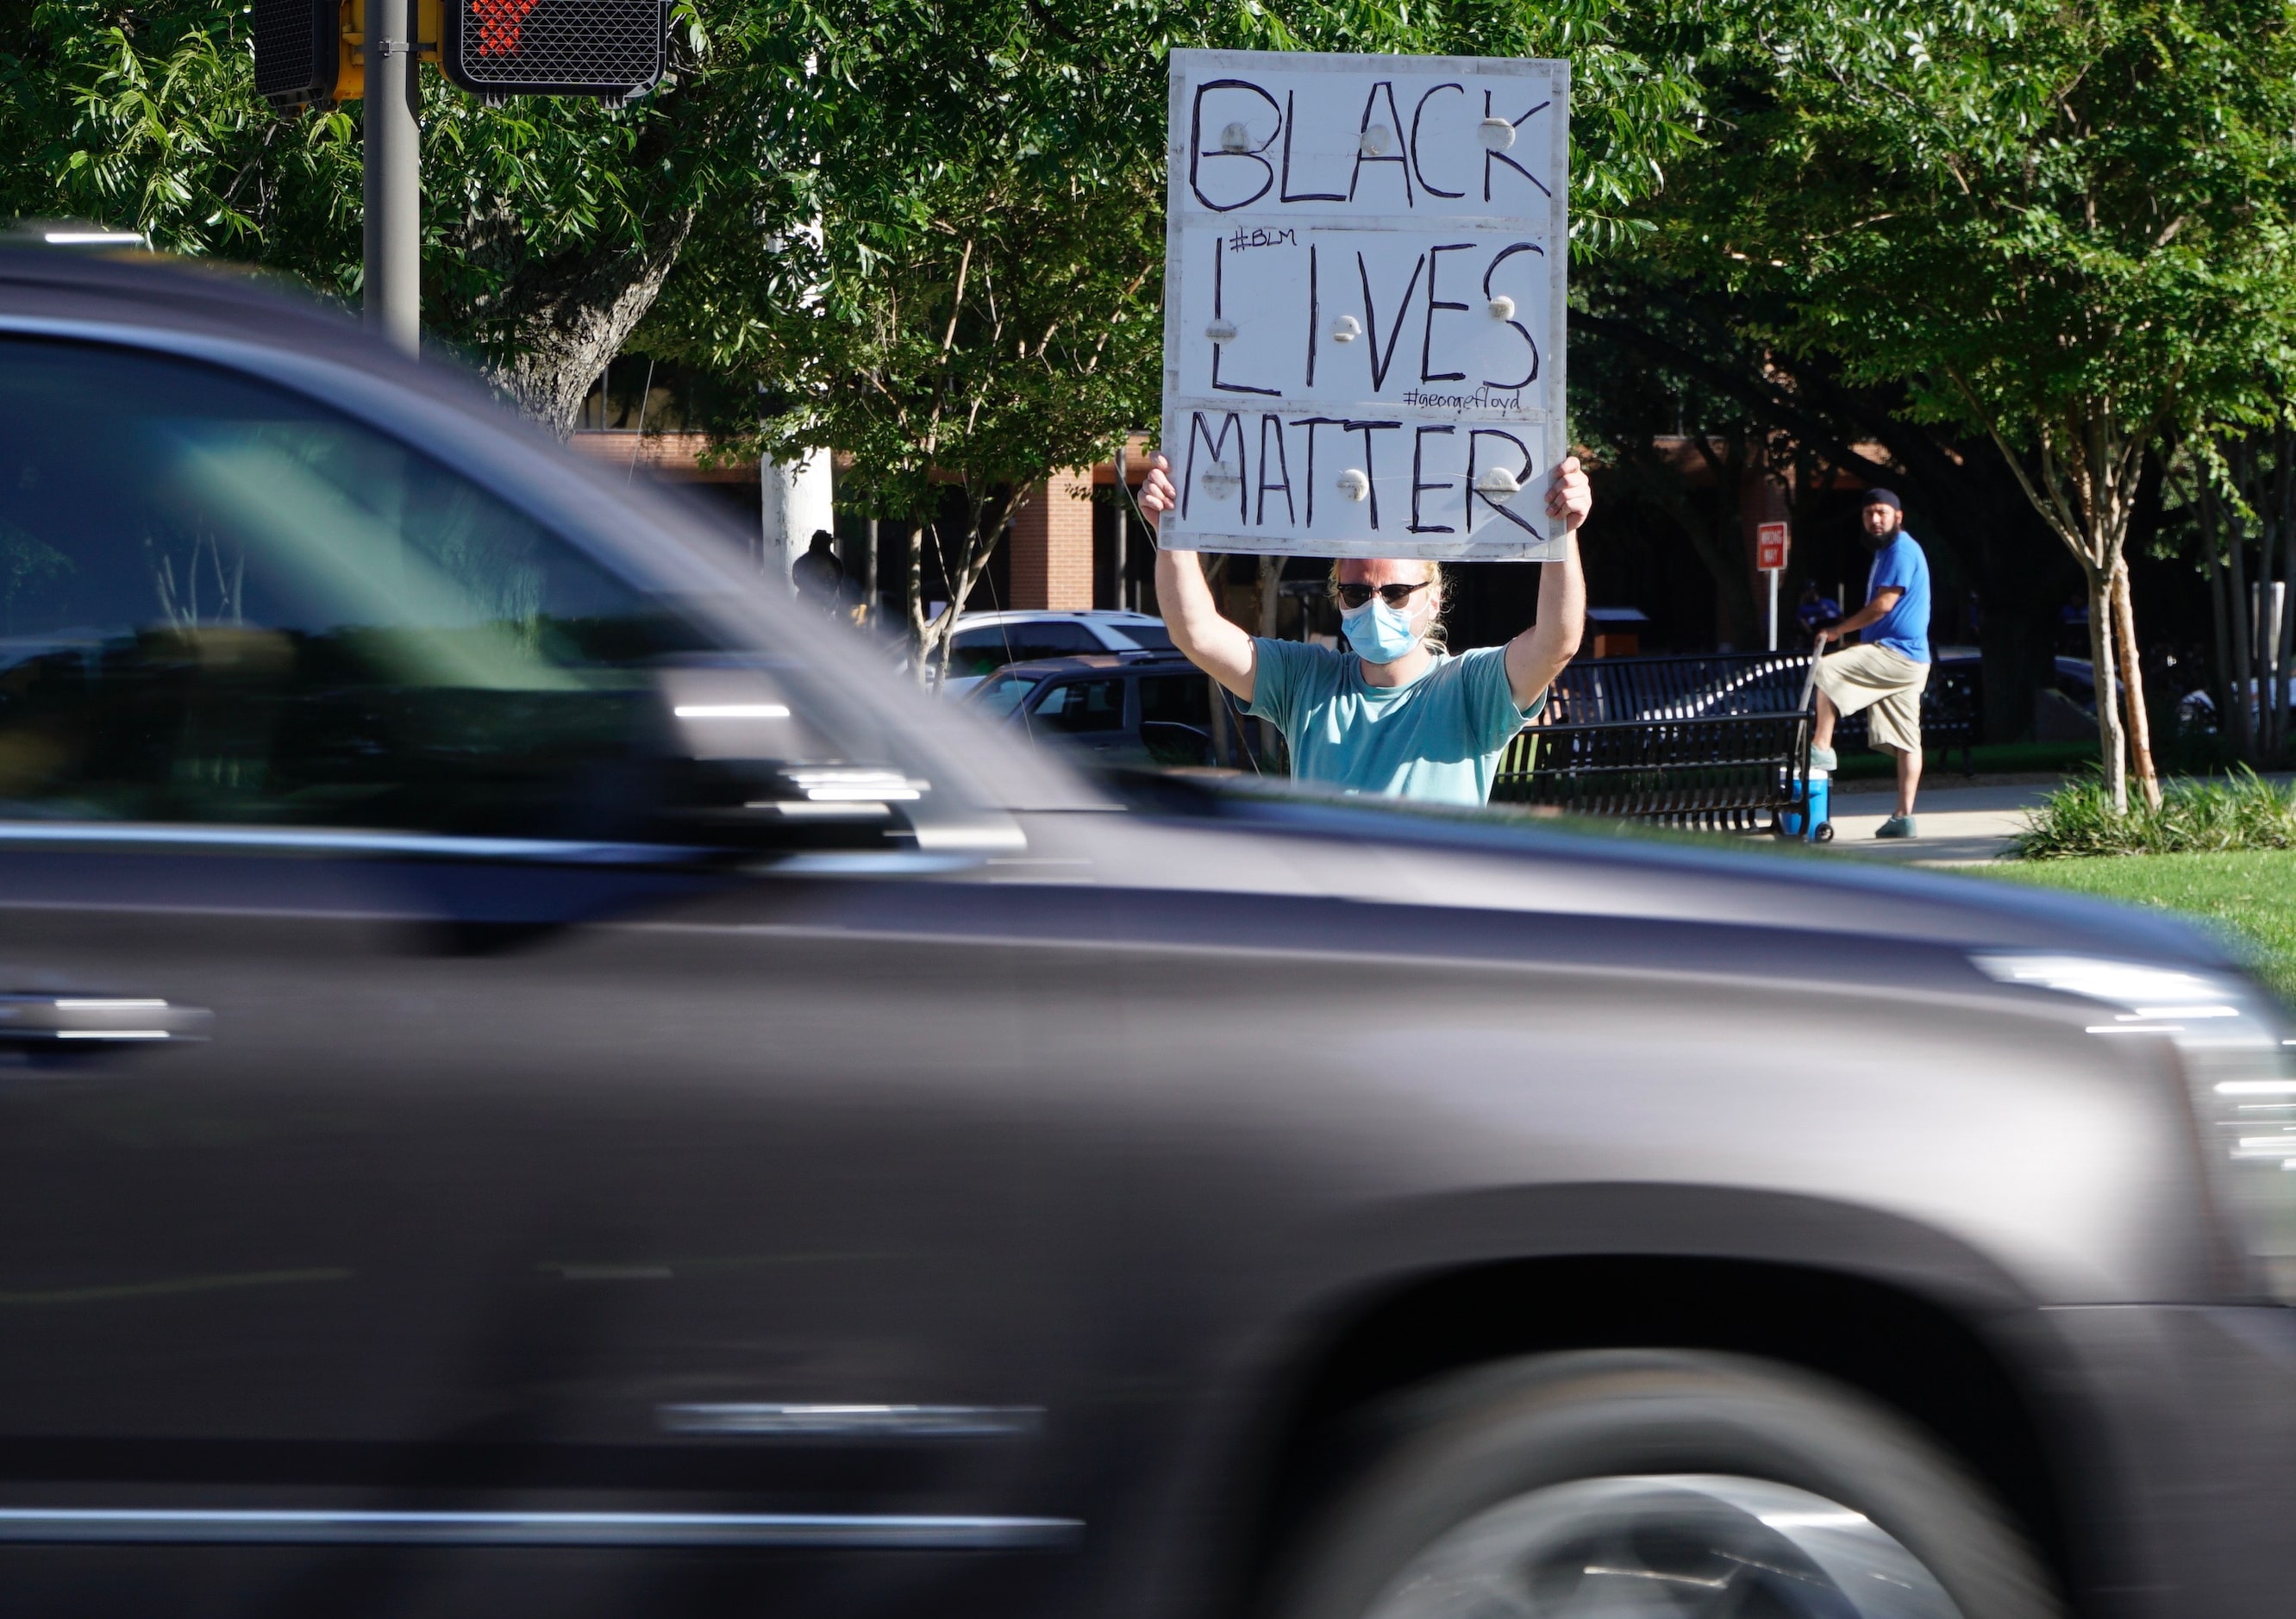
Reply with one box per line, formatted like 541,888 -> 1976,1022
1778,768 -> 1833,842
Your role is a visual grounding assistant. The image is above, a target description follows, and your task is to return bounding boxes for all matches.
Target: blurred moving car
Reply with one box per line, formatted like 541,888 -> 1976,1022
936,609 -> 1176,696
969,651 -> 1218,768
0,251 -> 2291,1619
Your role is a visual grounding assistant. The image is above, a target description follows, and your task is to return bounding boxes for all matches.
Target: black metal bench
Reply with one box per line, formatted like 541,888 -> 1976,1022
1544,650 -> 1974,757
1487,653 -> 1814,830
1491,711 -> 1813,830
1545,651 -> 1813,723
1497,650 -> 1972,828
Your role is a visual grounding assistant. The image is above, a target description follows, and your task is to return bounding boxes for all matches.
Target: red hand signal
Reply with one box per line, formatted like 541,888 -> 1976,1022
472,0 -> 541,56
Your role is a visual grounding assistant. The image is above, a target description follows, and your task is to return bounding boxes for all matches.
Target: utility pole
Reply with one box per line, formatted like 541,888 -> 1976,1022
364,0 -> 422,357
259,0 -> 667,358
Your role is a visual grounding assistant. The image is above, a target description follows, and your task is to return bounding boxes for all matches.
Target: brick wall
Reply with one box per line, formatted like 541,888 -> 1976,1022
1010,471 -> 1095,610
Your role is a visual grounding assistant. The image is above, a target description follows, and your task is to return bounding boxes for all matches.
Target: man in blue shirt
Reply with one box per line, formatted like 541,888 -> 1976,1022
1134,453 -> 1592,808
1810,488 -> 1932,837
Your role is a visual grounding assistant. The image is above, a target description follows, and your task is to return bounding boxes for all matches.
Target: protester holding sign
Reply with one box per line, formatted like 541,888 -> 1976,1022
1135,48 -> 1587,807
1158,50 -> 1572,559
1809,489 -> 1933,838
1136,452 -> 1591,807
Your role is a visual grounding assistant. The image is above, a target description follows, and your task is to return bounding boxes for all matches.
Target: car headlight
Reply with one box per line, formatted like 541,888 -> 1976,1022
1975,953 -> 2296,1304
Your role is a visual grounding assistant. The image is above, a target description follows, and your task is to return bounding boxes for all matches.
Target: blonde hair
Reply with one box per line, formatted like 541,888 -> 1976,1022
1329,559 -> 1450,655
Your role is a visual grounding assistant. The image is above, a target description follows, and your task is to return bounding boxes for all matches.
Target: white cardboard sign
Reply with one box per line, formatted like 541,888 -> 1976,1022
1159,49 -> 1569,560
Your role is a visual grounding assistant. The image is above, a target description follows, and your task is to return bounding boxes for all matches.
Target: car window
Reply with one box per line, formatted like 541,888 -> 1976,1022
973,672 -> 1042,717
0,336 -> 716,841
1138,672 -> 1211,727
948,627 -> 1026,680
951,622 -> 1104,679
1104,622 -> 1176,652
1029,678 -> 1126,734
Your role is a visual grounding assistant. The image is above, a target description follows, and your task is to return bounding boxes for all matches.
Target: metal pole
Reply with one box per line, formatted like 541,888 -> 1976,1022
1113,498 -> 1129,612
364,0 -> 421,357
1767,568 -> 1780,651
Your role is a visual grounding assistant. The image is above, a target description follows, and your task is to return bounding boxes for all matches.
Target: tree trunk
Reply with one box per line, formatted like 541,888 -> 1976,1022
1673,437 -> 1762,649
479,211 -> 699,437
2224,464 -> 2257,760
915,491 -> 1020,681
2276,428 -> 2296,761
2200,481 -> 2237,753
904,519 -> 929,678
2111,563 -> 2159,809
2084,564 -> 2129,811
2259,441 -> 2284,763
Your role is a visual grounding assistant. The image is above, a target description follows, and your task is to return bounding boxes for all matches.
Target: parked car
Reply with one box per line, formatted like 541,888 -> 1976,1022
968,650 -> 1220,768
0,248 -> 2293,1619
2174,675 -> 2296,733
936,609 -> 1177,696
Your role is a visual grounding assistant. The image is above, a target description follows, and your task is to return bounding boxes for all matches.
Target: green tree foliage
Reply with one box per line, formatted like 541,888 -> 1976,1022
649,0 -> 1703,663
1636,0 -> 2296,809
8,2 -> 1698,664
1573,269 -> 2079,736
0,2 -> 810,431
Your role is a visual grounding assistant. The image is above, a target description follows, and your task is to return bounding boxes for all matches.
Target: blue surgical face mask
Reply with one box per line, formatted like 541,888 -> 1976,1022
1341,597 -> 1424,665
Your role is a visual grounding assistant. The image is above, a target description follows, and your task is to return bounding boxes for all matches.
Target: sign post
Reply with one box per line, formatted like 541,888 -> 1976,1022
1159,50 -> 1569,561
256,0 -> 668,361
1757,521 -> 1789,650
365,0 -> 422,356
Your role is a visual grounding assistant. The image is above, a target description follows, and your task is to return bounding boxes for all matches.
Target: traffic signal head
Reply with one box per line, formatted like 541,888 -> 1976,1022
253,0 -> 342,109
441,0 -> 666,101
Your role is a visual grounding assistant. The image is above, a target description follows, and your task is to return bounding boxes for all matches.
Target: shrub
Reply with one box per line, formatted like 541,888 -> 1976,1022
2012,767 -> 2296,860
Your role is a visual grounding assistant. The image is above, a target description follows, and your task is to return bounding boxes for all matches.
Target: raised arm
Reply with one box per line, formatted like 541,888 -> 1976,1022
1138,454 -> 1258,703
1503,454 -> 1593,709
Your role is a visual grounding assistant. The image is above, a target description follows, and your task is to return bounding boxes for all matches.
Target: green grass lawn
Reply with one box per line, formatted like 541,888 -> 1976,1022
1984,850 -> 2296,1003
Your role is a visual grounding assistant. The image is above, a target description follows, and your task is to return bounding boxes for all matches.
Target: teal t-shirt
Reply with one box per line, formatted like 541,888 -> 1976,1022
1247,639 -> 1545,807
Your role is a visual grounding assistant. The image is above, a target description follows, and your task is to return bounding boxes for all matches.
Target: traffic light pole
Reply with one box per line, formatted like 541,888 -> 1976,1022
364,0 -> 421,357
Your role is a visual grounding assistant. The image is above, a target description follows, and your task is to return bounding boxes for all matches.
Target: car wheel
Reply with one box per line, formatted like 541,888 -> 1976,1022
1268,1351 -> 2059,1619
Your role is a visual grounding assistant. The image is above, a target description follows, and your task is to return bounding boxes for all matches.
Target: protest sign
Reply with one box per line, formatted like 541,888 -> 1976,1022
1159,49 -> 1569,560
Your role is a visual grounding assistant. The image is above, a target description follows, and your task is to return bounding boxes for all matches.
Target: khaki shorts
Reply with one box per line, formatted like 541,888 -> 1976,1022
1814,643 -> 1929,753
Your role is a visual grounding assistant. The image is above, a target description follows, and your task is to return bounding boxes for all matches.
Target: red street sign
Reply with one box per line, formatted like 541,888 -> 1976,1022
1756,522 -> 1789,572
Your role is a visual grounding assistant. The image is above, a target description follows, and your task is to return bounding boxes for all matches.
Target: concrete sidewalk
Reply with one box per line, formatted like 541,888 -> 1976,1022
1819,778 -> 2059,866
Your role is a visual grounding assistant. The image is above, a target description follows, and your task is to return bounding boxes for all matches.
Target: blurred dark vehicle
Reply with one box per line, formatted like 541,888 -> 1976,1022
0,252 -> 2290,1619
968,650 -> 1217,768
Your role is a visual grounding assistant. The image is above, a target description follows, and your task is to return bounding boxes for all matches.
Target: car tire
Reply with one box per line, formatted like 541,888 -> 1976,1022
1267,1349 -> 2060,1619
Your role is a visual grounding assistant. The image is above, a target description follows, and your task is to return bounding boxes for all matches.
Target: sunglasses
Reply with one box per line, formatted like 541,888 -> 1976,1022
1333,580 -> 1433,610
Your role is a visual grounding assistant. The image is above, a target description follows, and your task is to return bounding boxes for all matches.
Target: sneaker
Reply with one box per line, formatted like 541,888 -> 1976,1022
1874,815 -> 1918,840
1808,744 -> 1837,772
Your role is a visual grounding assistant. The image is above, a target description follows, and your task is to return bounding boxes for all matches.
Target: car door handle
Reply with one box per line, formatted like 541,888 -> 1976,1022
0,995 -> 211,1047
